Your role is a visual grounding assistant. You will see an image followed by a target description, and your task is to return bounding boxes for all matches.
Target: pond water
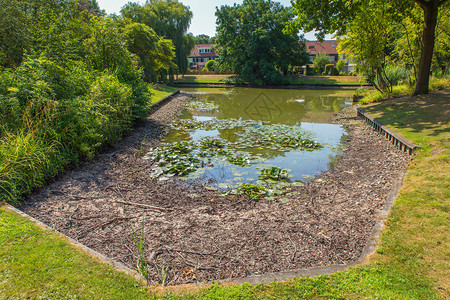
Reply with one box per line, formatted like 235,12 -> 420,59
146,88 -> 353,197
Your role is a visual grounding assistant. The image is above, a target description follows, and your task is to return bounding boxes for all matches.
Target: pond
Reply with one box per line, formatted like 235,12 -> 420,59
144,88 -> 354,199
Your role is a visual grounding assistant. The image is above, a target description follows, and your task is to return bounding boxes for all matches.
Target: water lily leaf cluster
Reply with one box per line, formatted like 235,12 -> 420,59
234,183 -> 268,200
144,119 -> 324,199
259,166 -> 291,181
170,118 -> 267,131
235,124 -> 323,151
186,101 -> 219,112
143,138 -> 263,179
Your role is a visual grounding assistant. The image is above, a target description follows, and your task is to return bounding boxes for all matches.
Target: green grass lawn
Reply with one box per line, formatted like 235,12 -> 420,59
1,90 -> 448,299
0,206 -> 155,299
174,74 -> 231,84
150,85 -> 180,104
174,74 -> 363,86
289,75 -> 363,86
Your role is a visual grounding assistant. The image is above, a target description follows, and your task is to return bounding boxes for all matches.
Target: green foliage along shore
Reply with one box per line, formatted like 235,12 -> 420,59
0,0 -> 185,203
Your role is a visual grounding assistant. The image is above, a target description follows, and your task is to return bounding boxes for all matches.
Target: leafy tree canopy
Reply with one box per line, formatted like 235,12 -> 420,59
121,0 -> 194,74
194,34 -> 216,44
289,0 -> 449,94
312,53 -> 330,74
215,0 -> 308,85
123,22 -> 176,82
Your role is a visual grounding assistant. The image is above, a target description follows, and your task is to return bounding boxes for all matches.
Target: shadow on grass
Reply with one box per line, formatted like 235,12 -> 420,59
364,89 -> 450,137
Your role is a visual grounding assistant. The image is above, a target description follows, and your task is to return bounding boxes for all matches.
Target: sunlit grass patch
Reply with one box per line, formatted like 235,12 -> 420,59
150,85 -> 179,104
0,206 -> 152,299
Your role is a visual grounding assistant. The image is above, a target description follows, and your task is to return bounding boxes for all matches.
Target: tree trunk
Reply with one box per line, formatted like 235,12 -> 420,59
414,0 -> 440,95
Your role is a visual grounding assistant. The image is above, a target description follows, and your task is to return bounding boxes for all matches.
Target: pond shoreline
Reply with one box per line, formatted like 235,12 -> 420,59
173,82 -> 372,89
19,91 -> 408,286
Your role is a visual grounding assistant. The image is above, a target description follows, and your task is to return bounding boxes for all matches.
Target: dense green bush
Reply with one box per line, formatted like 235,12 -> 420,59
0,58 -> 150,203
336,60 -> 346,74
323,64 -> 339,76
205,60 -> 216,71
305,65 -> 316,75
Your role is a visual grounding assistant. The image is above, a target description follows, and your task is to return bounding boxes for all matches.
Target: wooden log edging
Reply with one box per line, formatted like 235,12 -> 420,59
357,108 -> 419,155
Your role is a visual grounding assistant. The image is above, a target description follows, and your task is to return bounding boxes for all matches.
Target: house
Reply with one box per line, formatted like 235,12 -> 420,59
305,40 -> 339,66
304,40 -> 355,73
189,44 -> 219,69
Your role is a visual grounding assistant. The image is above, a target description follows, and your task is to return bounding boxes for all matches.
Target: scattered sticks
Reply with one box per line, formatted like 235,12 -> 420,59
115,200 -> 169,212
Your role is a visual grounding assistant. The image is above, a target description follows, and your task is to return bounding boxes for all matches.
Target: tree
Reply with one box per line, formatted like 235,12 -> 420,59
338,1 -> 395,92
312,53 -> 330,74
123,22 -> 175,82
336,59 -> 346,73
77,0 -> 105,16
0,0 -> 29,67
121,0 -> 194,75
215,0 -> 308,84
412,0 -> 448,94
289,0 -> 449,94
195,34 -> 214,44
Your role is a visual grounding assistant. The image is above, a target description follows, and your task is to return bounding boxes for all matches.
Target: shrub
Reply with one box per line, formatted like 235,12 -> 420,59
205,60 -> 216,71
323,64 -> 339,76
305,65 -> 316,75
61,73 -> 133,159
312,53 -> 330,74
384,65 -> 414,86
429,76 -> 450,91
336,60 -> 346,74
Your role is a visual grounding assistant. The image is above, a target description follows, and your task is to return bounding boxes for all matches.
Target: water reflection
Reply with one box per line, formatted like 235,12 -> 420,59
163,88 -> 353,184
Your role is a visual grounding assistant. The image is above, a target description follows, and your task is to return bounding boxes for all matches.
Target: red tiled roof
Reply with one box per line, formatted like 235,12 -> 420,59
189,43 -> 219,57
305,40 -> 339,55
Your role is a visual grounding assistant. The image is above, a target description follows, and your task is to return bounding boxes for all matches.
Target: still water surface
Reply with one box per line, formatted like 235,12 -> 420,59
164,88 -> 354,186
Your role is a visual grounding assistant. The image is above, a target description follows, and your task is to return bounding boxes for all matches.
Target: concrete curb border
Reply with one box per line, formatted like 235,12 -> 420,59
3,99 -> 409,288
357,108 -> 419,155
3,204 -> 150,286
149,89 -> 180,110
226,169 -> 407,285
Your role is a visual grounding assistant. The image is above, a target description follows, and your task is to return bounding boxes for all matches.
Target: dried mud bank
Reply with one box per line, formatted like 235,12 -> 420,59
21,94 -> 408,285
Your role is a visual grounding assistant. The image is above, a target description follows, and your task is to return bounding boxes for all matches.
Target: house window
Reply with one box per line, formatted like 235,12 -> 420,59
199,48 -> 211,53
332,44 -> 337,48
308,45 -> 315,49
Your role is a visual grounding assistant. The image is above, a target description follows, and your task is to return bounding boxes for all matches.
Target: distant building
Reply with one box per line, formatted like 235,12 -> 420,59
305,40 -> 339,65
189,44 -> 219,69
304,40 -> 355,73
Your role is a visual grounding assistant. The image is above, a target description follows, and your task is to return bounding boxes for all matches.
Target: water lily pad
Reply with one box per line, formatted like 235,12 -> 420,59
218,183 -> 230,189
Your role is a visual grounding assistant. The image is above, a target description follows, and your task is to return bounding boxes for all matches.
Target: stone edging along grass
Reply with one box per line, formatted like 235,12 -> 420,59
3,204 -> 150,286
150,89 -> 181,109
3,91 -> 412,288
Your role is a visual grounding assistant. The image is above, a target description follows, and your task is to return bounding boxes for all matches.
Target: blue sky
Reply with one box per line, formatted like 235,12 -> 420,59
96,0 -> 329,40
